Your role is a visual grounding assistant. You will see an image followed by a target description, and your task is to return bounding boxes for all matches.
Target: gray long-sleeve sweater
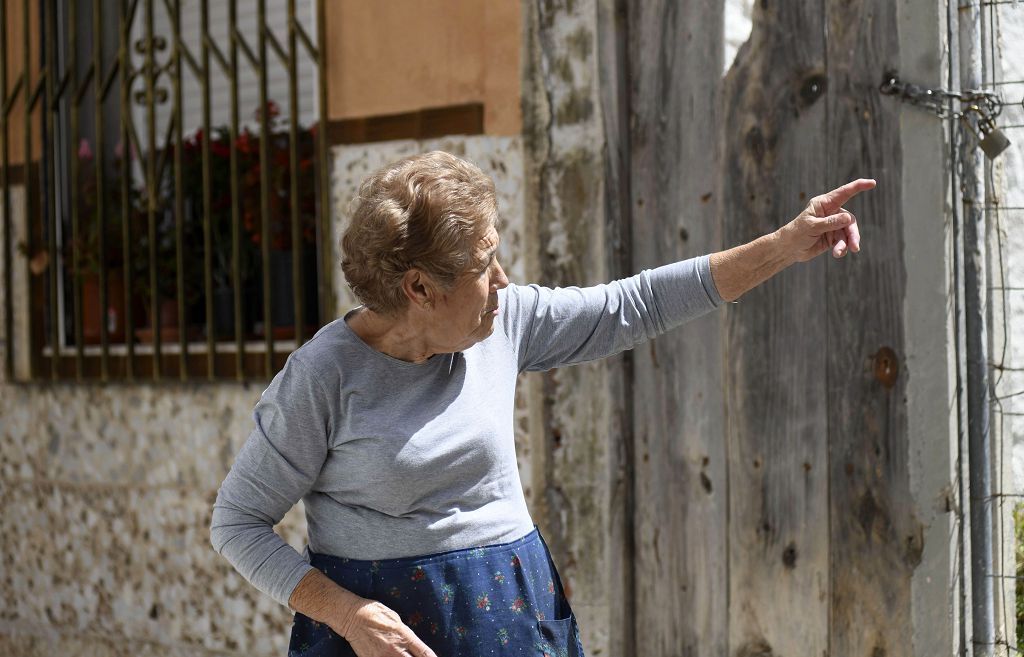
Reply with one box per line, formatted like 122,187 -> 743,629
210,255 -> 724,606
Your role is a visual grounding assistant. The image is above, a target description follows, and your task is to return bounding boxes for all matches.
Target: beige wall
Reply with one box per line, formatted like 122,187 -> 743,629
3,0 -> 41,166
324,0 -> 521,135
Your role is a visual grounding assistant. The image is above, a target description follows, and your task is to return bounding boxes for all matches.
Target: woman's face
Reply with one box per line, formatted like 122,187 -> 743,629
428,225 -> 508,352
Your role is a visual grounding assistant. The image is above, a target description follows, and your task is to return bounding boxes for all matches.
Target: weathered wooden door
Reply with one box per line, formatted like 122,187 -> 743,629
627,1 -> 915,655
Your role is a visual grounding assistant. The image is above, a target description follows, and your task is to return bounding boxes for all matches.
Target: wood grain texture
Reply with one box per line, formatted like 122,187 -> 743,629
825,1 -> 919,656
524,2 -> 624,654
626,1 -> 727,655
596,0 -> 636,655
720,2 -> 830,656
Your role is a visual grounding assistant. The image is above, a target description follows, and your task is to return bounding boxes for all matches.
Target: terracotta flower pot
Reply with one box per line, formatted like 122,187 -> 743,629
133,298 -> 201,344
81,268 -> 126,344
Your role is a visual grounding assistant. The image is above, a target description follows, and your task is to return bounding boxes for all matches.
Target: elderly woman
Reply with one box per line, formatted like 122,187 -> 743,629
211,151 -> 873,657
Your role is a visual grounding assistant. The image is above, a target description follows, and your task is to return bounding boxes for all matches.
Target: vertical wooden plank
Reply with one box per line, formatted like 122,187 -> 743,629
523,2 -> 627,654
596,0 -> 635,655
825,0 -> 919,655
720,2 -> 830,656
627,1 -> 726,655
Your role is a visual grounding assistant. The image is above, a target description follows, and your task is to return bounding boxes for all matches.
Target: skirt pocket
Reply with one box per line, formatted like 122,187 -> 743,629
536,613 -> 584,657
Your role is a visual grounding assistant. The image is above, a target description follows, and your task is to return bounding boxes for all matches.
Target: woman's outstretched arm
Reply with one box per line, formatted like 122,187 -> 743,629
709,178 -> 876,302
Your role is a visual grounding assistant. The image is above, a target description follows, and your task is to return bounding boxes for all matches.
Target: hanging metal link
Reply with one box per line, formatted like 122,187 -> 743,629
879,71 -> 1004,121
880,71 -> 1011,159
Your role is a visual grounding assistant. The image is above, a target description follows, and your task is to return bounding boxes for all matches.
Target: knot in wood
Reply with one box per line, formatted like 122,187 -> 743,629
799,74 -> 828,106
738,639 -> 773,657
782,542 -> 798,568
745,126 -> 767,163
873,346 -> 899,389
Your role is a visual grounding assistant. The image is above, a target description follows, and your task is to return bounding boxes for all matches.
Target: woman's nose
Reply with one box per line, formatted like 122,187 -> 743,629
491,261 -> 509,289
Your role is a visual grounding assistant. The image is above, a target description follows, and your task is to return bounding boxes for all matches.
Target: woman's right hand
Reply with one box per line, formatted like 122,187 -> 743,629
341,600 -> 439,657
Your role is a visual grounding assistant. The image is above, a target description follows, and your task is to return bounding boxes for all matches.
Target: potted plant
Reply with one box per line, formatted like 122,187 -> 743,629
243,100 -> 320,338
180,124 -> 263,339
63,139 -> 127,345
130,146 -> 207,344
178,101 -> 320,341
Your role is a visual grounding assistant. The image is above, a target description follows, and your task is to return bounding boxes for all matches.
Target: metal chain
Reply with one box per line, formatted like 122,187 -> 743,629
879,72 -> 1004,121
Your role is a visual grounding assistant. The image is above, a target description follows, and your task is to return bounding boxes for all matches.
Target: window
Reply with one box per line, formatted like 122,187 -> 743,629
1,0 -> 332,382
2,0 -> 521,383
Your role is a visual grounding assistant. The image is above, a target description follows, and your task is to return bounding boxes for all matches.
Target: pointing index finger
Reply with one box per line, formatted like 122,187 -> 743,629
817,178 -> 876,214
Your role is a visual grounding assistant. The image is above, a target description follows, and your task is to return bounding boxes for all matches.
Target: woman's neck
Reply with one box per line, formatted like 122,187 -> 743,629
346,307 -> 436,364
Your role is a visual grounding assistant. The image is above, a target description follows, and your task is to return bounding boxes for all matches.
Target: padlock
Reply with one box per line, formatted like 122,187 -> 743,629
978,116 -> 1011,160
963,107 -> 1011,160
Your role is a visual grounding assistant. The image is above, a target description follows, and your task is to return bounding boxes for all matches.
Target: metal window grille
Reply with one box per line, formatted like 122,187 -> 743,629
0,0 -> 332,383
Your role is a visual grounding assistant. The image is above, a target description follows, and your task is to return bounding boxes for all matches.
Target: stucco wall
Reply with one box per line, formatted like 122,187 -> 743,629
324,1 -> 523,135
991,3 -> 1024,646
0,382 -> 304,656
997,6 -> 1024,494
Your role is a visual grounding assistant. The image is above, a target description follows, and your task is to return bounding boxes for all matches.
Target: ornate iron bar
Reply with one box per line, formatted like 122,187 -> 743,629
0,0 -> 331,382
94,0 -> 109,379
23,0 -> 35,380
200,0 -> 214,377
45,0 -> 58,380
257,0 -> 271,378
120,0 -> 137,379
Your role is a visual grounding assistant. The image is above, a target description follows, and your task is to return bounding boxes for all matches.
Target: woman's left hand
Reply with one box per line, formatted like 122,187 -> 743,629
775,178 -> 876,262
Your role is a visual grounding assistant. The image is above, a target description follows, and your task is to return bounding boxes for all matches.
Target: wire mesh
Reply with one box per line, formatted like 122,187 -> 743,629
981,1 -> 1024,655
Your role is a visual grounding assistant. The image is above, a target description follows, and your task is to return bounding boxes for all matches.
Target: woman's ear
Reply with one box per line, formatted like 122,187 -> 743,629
402,268 -> 436,310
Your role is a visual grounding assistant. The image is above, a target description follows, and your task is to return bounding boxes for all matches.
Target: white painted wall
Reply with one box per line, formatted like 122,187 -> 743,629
995,4 -> 1024,495
986,3 -> 1024,647
724,0 -> 753,74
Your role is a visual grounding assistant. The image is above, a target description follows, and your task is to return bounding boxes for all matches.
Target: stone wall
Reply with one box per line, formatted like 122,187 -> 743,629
0,382 -> 301,656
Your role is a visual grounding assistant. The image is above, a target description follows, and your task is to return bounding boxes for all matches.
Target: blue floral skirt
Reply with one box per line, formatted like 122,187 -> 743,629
287,527 -> 584,657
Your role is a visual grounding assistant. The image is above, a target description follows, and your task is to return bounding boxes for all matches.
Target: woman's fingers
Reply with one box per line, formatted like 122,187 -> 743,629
836,207 -> 860,256
345,601 -> 438,657
813,178 -> 876,215
803,210 -> 861,258
403,634 -> 438,657
808,212 -> 854,237
845,224 -> 859,253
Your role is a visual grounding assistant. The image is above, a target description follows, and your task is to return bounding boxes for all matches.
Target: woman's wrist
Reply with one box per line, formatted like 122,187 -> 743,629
289,568 -> 371,639
334,596 -> 375,639
709,231 -> 796,302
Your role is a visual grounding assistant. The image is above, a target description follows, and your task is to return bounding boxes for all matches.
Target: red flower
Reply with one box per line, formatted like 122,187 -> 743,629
210,139 -> 230,159
236,131 -> 255,155
78,138 -> 93,161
